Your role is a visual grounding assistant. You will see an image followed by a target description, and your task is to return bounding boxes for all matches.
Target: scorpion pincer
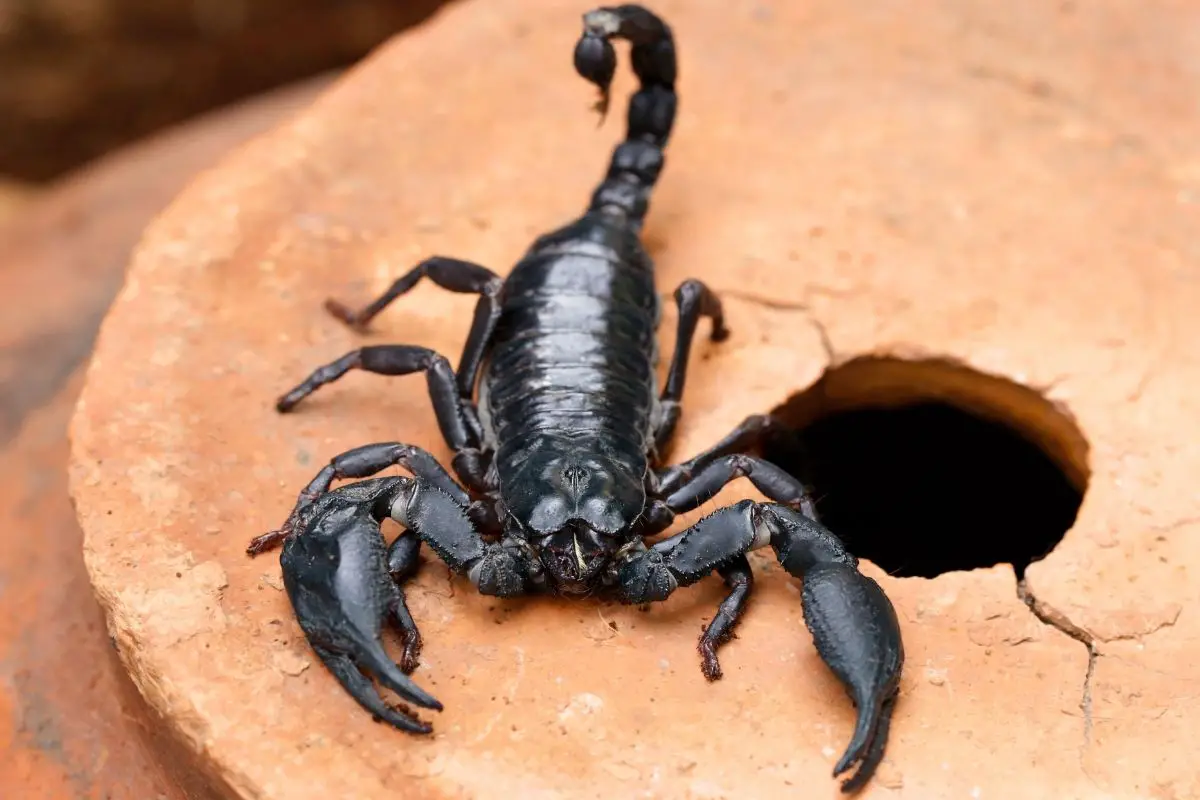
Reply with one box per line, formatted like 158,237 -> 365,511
248,4 -> 905,792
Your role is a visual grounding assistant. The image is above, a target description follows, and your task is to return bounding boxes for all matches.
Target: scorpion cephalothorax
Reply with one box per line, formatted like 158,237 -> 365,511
248,5 -> 905,792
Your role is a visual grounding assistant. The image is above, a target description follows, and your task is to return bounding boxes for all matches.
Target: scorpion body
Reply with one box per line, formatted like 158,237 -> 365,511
483,213 -> 663,594
249,5 -> 905,793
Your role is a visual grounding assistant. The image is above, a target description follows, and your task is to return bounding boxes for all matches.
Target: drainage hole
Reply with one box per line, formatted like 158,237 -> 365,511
761,361 -> 1088,579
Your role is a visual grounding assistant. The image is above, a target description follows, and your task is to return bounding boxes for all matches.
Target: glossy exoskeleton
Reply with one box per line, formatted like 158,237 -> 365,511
248,5 -> 904,792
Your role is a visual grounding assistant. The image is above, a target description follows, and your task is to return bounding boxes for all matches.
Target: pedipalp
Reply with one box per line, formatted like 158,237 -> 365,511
617,500 -> 903,791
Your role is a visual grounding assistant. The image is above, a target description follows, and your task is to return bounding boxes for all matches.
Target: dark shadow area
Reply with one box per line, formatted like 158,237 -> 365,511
0,0 -> 454,181
762,357 -> 1089,579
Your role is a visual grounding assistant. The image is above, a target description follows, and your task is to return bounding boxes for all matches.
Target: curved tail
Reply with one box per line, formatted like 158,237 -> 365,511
574,5 -> 677,229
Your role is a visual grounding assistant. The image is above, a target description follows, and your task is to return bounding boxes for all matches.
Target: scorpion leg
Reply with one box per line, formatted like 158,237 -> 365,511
663,454 -> 820,522
386,533 -> 424,672
653,279 -> 731,452
618,500 -> 903,794
247,440 -> 472,555
275,344 -> 491,493
324,256 -> 504,398
646,453 -> 818,679
695,556 -> 753,680
656,414 -> 804,497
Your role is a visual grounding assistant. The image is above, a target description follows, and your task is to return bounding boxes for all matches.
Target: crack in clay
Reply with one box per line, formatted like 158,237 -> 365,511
1016,577 -> 1098,751
1094,606 -> 1181,643
1150,515 -> 1200,534
717,289 -> 836,361
809,316 -> 836,363
717,289 -> 816,313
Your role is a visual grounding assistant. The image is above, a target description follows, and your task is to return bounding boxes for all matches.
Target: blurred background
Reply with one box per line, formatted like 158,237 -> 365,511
0,0 -> 450,190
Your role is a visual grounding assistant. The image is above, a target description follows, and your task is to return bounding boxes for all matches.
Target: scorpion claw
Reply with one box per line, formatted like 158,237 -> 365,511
800,561 -> 903,794
834,694 -> 897,793
314,645 -> 435,734
279,493 -> 444,729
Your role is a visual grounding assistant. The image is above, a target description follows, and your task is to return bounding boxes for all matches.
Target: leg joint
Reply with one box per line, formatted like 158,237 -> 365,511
618,548 -> 679,604
759,503 -> 856,576
466,539 -> 537,598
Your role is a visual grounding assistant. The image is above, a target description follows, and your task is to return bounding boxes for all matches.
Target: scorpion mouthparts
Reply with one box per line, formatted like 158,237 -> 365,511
572,533 -> 587,573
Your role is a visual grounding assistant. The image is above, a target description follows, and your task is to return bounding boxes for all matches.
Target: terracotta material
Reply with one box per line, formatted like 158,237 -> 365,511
69,1 -> 1198,797
0,75 -> 333,799
0,181 -> 29,222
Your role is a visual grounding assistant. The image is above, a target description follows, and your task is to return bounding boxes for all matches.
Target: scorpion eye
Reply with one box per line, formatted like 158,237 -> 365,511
573,34 -> 616,92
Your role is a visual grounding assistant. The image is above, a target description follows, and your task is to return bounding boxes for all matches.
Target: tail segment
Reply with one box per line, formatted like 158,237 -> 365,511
574,5 -> 677,228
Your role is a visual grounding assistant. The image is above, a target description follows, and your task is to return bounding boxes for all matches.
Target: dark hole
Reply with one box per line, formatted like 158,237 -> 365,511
762,401 -> 1084,579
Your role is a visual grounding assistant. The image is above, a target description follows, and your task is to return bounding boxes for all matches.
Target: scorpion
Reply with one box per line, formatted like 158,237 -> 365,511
247,4 -> 904,792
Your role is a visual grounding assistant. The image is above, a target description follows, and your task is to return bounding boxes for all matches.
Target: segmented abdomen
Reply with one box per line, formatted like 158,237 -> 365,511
482,218 -> 659,480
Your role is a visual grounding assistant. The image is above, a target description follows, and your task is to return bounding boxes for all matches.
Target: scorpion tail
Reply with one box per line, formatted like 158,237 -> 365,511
574,5 -> 677,229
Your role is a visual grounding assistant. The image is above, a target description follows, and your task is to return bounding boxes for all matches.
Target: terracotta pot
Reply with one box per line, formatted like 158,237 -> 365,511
68,1 -> 1199,797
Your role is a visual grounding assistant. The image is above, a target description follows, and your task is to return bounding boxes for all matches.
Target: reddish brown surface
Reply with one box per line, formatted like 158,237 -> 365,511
0,76 -> 332,799
69,1 -> 1199,798
0,181 -> 28,221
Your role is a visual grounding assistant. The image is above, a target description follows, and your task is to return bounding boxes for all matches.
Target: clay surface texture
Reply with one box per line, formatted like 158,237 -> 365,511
0,76 -> 331,800
69,1 -> 1199,798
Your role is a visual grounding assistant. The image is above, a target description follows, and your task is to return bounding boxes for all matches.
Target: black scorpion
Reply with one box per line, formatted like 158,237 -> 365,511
247,5 -> 904,792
